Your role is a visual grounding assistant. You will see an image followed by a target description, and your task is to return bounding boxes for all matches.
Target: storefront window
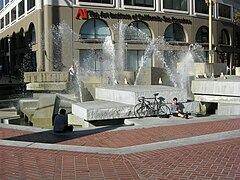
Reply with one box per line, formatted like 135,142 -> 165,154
80,19 -> 111,39
18,0 -> 25,17
124,0 -> 153,7
79,0 -> 113,4
195,0 -> 208,14
27,0 -> 35,11
11,7 -> 16,22
125,21 -> 152,40
219,4 -> 231,19
163,0 -> 187,11
164,23 -> 185,42
196,26 -> 208,43
220,29 -> 230,45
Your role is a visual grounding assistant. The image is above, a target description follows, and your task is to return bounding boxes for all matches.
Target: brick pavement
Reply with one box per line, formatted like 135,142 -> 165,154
1,117 -> 240,179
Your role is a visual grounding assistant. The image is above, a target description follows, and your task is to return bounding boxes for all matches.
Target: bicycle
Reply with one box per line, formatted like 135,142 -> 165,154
134,93 -> 171,118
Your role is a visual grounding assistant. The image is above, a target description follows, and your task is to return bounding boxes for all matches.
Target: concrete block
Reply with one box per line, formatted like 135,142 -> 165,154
218,103 -> 240,115
193,94 -> 240,103
72,101 -> 134,121
192,79 -> 240,97
72,100 -> 199,121
95,85 -> 187,105
26,82 -> 67,91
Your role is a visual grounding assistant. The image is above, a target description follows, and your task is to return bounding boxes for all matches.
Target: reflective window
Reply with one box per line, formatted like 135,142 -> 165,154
124,0 -> 154,7
220,29 -> 230,45
18,1 -> 25,17
126,50 -> 151,71
195,0 -> 208,14
80,19 -> 111,39
164,23 -> 185,42
125,21 -> 152,40
27,0 -> 35,10
219,4 -> 231,19
196,26 -> 208,43
5,0 -> 9,5
11,7 -> 17,22
0,0 -> 3,10
163,0 -> 187,11
5,12 -> 9,26
80,49 -> 111,71
79,0 -> 113,4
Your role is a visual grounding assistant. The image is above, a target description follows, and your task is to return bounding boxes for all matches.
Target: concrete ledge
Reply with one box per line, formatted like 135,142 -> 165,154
194,94 -> 240,104
72,101 -> 199,121
192,79 -> 240,97
26,82 -> 68,91
218,103 -> 240,115
96,85 -> 187,105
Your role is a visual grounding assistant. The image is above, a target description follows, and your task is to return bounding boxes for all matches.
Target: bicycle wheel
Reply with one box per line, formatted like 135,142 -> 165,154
134,103 -> 148,118
158,104 -> 171,116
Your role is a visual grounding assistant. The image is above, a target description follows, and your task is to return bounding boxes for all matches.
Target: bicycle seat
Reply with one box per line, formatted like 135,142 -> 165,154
153,93 -> 159,97
138,96 -> 145,102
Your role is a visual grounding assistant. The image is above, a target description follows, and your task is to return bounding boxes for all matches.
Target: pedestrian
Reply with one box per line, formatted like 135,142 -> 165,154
226,66 -> 230,75
232,66 -> 236,75
68,65 -> 75,82
170,97 -> 188,119
53,109 -> 73,133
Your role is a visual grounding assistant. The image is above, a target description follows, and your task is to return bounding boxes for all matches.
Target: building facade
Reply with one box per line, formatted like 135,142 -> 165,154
0,0 -> 240,79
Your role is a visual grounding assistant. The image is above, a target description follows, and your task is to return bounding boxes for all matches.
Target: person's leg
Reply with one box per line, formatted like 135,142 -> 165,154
66,125 -> 73,132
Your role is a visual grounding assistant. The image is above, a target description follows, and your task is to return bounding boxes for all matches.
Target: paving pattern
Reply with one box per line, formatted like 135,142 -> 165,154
1,117 -> 240,179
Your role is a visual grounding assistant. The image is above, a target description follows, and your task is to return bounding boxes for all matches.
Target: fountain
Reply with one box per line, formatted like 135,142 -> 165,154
18,21 -> 203,128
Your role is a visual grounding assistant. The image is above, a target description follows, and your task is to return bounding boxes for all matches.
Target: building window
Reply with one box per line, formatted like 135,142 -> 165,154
29,23 -> 36,43
195,0 -> 208,14
196,26 -> 208,43
0,0 -> 3,10
126,50 -> 151,71
80,49 -> 111,71
79,0 -> 113,4
0,18 -> 4,29
5,13 -> 9,26
124,0 -> 154,7
219,4 -> 231,19
11,7 -> 16,22
5,0 -> 9,6
125,21 -> 152,40
18,1 -> 25,17
163,0 -> 187,11
164,23 -> 185,42
27,0 -> 35,11
80,19 -> 111,39
220,29 -> 230,45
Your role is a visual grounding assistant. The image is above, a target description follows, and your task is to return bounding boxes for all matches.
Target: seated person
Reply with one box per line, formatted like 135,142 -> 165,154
170,97 -> 188,119
54,109 -> 73,133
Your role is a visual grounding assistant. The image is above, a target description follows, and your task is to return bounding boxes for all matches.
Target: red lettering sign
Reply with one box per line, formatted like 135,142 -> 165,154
75,8 -> 88,19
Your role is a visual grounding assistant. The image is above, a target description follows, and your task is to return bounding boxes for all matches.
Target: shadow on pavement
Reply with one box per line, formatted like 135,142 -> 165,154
4,125 -> 124,144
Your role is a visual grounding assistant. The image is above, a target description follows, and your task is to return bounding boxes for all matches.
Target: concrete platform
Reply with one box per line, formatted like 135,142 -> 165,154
96,85 -> 187,105
72,100 -> 200,121
218,103 -> 240,115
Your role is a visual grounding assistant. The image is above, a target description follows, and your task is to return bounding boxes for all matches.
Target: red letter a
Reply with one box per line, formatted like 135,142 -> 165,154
75,8 -> 88,19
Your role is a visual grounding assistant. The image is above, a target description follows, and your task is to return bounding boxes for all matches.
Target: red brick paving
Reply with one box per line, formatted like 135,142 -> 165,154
1,118 -> 240,179
1,138 -> 240,179
1,118 -> 240,148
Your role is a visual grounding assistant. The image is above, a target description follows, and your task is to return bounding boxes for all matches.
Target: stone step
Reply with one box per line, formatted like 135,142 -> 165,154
0,107 -> 18,116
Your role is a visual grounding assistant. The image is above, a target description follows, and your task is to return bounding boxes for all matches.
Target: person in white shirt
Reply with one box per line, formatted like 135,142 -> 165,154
68,65 -> 75,82
54,109 -> 73,133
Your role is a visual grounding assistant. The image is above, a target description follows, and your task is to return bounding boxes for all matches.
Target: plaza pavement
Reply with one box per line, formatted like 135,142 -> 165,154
1,115 -> 240,179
